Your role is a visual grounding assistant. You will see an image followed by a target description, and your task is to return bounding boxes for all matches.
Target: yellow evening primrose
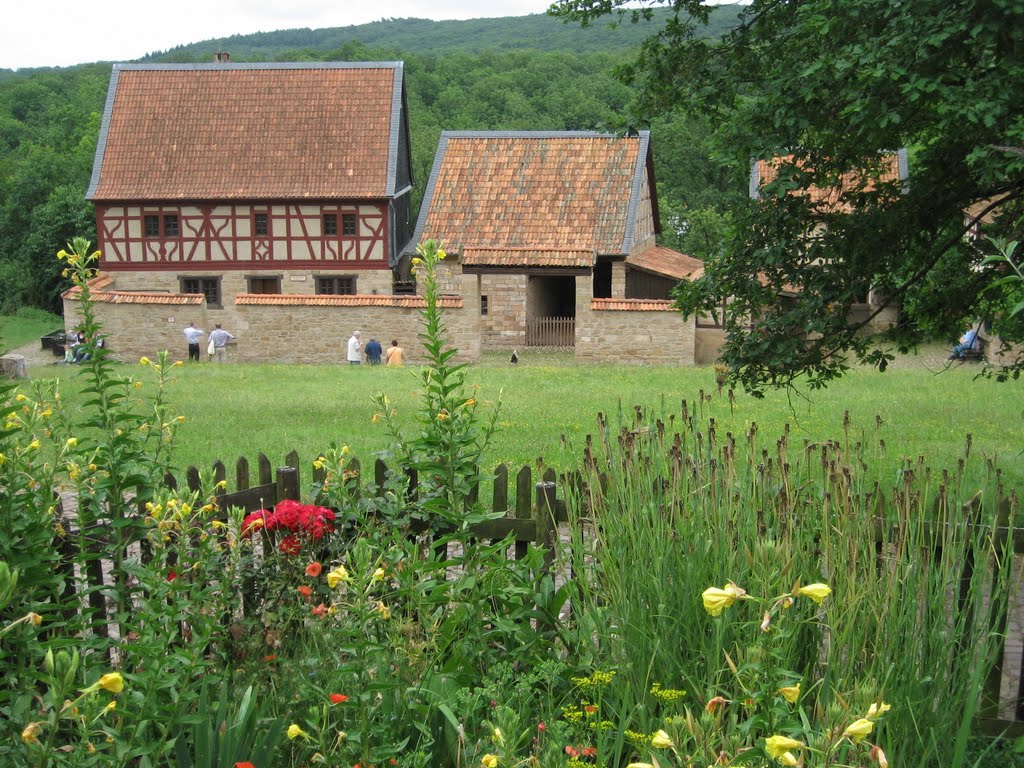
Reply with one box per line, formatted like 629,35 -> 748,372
867,701 -> 892,720
287,723 -> 311,740
377,601 -> 391,620
97,672 -> 124,694
626,764 -> 655,768
651,730 -> 674,749
66,437 -> 78,448
481,755 -> 498,768
764,735 -> 803,759
15,393 -> 27,402
778,752 -> 799,767
105,700 -> 117,712
28,612 -> 43,625
796,583 -> 832,604
373,567 -> 386,582
701,582 -> 746,616
21,722 -> 43,744
778,683 -> 801,703
492,727 -> 504,745
326,566 -> 350,588
844,718 -> 874,743
0,453 -> 5,465
28,439 -> 41,451
139,357 -> 151,366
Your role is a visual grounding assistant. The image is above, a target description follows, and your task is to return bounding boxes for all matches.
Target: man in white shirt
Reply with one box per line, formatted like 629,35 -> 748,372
347,330 -> 362,364
183,322 -> 204,362
209,324 -> 235,363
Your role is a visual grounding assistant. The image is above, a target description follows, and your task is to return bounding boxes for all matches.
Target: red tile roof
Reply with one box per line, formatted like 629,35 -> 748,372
414,132 -> 650,255
627,245 -> 703,281
592,298 -> 675,312
235,294 -> 462,308
89,63 -> 402,201
462,247 -> 595,269
63,286 -> 204,305
752,152 -> 906,212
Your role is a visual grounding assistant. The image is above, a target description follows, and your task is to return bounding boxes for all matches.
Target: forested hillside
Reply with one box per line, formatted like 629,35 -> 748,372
0,11 -> 745,315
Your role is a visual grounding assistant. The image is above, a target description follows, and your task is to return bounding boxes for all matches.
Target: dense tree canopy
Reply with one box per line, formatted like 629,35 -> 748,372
553,0 -> 1024,392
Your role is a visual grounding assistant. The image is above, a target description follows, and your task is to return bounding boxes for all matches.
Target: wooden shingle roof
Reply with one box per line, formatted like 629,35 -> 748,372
88,62 -> 406,201
409,131 -> 654,256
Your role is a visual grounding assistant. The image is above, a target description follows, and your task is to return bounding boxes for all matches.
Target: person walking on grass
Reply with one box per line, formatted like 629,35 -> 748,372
347,330 -> 362,365
209,323 -> 235,363
365,336 -> 383,365
184,321 -> 204,362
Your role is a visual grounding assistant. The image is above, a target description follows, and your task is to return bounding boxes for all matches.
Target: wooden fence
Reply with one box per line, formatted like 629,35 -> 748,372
52,449 -> 1024,735
527,315 -> 575,347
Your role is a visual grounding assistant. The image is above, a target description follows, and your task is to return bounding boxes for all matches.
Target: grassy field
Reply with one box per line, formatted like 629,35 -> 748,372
0,309 -> 63,351
30,348 -> 1024,492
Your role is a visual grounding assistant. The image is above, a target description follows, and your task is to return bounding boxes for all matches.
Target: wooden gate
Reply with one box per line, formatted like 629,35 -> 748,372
526,315 -> 575,347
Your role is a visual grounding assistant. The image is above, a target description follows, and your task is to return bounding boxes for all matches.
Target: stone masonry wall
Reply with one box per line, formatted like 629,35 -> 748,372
574,275 -> 697,365
479,273 -> 527,348
65,269 -> 481,365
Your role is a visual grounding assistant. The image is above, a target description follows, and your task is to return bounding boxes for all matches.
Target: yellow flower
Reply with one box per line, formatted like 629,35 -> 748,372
0,453 -> 5,465
326,566 -> 350,588
437,248 -> 447,260
40,409 -> 52,418
437,410 -> 449,421
778,752 -> 799,767
411,257 -> 422,266
778,683 -> 801,703
372,567 -> 386,582
66,437 -> 78,448
139,357 -> 151,366
287,723 -> 311,740
626,764 -> 654,768
377,601 -> 391,620
481,755 -> 498,768
313,456 -> 326,470
133,381 -> 143,389
105,700 -> 117,712
492,727 -> 504,746
28,439 -> 41,451
371,413 -> 381,423
21,722 -> 42,744
844,718 -> 874,743
866,701 -> 891,720
764,735 -> 803,759
465,398 -> 476,407
28,612 -> 43,626
57,249 -> 69,260
15,393 -> 27,402
701,582 -> 746,616
796,583 -> 832,604
97,672 -> 124,693
651,729 -> 674,749
173,360 -> 184,367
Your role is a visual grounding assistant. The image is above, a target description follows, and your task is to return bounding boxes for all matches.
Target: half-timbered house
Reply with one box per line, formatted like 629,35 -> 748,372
67,61 -> 474,363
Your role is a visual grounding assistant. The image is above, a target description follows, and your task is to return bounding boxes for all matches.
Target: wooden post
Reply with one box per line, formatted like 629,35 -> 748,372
534,480 -> 557,574
277,466 -> 300,504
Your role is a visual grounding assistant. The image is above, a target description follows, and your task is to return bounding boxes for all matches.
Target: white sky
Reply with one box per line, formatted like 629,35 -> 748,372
4,0 -> 557,70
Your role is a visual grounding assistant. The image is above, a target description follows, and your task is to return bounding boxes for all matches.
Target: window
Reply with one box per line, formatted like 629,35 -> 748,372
481,295 -> 489,316
254,213 -> 269,236
247,276 -> 281,294
342,213 -> 357,236
144,214 -> 179,238
323,214 -> 338,236
180,277 -> 222,309
316,276 -> 356,295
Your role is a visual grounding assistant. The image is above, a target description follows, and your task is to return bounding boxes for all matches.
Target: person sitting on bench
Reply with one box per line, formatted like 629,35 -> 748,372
948,325 -> 980,360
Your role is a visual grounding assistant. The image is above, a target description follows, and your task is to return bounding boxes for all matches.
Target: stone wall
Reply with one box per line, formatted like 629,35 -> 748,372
574,275 -> 697,364
65,270 -> 482,365
479,273 -> 527,348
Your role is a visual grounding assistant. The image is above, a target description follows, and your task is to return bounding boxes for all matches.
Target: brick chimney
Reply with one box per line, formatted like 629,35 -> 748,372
214,52 -> 231,63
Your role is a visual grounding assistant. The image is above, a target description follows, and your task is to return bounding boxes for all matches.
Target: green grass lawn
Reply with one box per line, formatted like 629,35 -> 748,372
32,349 -> 1024,493
0,309 -> 63,351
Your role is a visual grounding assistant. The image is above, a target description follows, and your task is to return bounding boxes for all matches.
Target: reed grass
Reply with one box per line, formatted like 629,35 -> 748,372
562,400 -> 1019,767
